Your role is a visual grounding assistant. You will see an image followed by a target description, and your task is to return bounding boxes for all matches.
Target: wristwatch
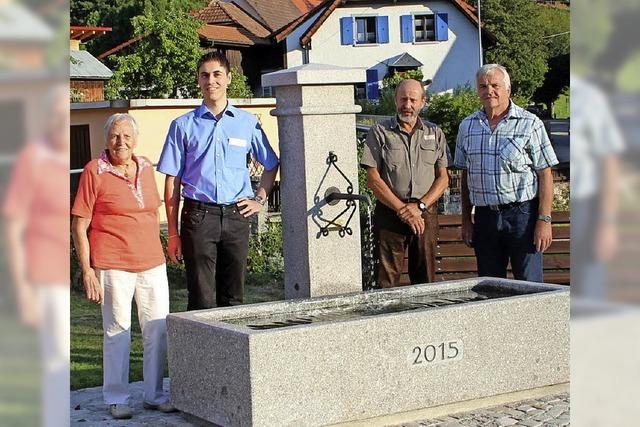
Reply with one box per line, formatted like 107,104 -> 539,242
417,201 -> 427,212
253,195 -> 266,206
537,214 -> 552,223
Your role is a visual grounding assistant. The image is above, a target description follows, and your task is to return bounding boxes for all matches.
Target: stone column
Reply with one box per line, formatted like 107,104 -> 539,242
262,64 -> 366,299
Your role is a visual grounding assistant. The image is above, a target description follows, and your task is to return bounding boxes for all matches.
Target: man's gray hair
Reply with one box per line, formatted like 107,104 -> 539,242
476,64 -> 511,88
104,113 -> 139,141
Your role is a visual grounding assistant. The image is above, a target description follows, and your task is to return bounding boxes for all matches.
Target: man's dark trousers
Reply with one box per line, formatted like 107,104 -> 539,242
374,202 -> 439,288
473,198 -> 543,282
180,198 -> 251,309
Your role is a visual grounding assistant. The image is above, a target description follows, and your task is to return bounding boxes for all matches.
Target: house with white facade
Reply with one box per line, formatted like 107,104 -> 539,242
281,0 -> 492,96
182,0 -> 492,97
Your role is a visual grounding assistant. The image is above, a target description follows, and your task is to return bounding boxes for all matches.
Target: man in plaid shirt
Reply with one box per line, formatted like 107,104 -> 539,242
454,64 -> 558,282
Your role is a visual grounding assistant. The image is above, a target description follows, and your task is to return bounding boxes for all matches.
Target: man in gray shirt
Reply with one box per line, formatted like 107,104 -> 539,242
361,79 -> 449,288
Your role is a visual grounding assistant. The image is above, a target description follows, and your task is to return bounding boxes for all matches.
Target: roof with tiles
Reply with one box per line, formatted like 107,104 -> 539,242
192,1 -> 233,23
193,0 -> 270,38
198,24 -> 270,45
237,0 -> 323,33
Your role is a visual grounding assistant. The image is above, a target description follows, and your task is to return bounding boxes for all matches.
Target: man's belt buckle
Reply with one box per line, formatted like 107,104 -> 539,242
488,201 -> 520,211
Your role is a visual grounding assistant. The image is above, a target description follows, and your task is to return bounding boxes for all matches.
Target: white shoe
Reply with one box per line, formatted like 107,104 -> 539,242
143,401 -> 178,413
109,403 -> 134,419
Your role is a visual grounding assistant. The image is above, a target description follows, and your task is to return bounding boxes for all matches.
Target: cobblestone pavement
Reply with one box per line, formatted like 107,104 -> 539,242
71,380 -> 569,426
390,393 -> 570,427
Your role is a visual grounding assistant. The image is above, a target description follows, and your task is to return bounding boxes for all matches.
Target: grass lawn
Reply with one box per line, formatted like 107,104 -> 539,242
71,273 -> 284,390
554,93 -> 570,119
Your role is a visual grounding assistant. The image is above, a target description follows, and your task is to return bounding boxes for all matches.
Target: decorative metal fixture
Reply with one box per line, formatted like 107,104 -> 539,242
319,152 -> 371,238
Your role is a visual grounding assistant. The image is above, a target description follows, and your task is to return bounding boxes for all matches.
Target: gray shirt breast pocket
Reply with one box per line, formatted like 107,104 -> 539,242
383,147 -> 406,170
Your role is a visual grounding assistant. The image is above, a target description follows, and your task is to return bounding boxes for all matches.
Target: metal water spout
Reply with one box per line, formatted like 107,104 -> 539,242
324,187 -> 371,206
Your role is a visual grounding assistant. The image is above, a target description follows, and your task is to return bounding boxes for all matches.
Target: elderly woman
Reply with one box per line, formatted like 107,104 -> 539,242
71,113 -> 175,419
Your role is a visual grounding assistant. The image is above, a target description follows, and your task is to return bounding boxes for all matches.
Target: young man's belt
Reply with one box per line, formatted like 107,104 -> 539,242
184,197 -> 238,212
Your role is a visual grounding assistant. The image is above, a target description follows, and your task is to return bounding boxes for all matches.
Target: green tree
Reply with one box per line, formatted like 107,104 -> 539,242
425,85 -> 481,152
482,0 -> 548,101
105,6 -> 203,99
71,0 -> 208,61
228,69 -> 253,98
532,5 -> 570,113
72,0 -> 145,60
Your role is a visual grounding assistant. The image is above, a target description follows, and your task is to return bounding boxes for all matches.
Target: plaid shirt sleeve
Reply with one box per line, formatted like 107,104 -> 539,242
527,118 -> 559,170
453,121 -> 468,169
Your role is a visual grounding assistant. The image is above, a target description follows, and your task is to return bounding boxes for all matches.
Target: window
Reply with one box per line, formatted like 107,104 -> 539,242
262,86 -> 274,97
355,17 -> 377,44
341,16 -> 389,45
401,13 -> 448,43
414,14 -> 436,42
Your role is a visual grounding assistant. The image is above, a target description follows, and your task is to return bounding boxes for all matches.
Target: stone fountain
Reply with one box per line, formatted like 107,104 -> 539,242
166,64 -> 569,427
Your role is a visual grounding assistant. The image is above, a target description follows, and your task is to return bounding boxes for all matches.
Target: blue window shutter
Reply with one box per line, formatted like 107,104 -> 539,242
436,13 -> 449,41
376,16 -> 389,44
366,69 -> 379,100
400,15 -> 414,43
340,17 -> 354,45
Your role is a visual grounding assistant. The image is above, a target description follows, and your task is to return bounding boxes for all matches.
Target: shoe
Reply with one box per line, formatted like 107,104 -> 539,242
143,401 -> 178,413
109,403 -> 134,419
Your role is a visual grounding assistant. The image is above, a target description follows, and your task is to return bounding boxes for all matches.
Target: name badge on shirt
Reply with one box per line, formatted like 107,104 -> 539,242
423,135 -> 436,141
229,138 -> 247,147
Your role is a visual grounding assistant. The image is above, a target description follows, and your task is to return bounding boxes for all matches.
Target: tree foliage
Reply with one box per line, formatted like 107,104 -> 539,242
71,0 -> 145,60
532,5 -> 570,110
426,86 -> 482,152
71,0 -> 208,61
482,0 -> 548,101
105,6 -> 203,99
228,69 -> 253,99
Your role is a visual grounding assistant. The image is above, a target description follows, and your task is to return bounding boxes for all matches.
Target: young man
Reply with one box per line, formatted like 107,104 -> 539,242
361,79 -> 449,287
157,51 -> 279,309
454,64 -> 558,282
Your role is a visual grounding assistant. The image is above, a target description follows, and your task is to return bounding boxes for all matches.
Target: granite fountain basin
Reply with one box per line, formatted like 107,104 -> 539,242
166,277 -> 569,427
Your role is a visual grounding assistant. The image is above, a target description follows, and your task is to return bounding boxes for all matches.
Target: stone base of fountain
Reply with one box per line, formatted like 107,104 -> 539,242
167,278 -> 569,427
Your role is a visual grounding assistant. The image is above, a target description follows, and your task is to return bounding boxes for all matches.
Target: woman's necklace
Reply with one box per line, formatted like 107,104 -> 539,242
116,162 -> 135,179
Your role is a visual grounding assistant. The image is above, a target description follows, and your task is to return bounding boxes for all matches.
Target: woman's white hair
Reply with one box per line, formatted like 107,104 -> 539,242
476,64 -> 511,88
104,113 -> 139,142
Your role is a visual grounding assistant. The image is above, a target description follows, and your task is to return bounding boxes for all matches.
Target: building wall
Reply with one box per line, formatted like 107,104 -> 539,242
285,1 -> 481,94
71,98 -> 280,221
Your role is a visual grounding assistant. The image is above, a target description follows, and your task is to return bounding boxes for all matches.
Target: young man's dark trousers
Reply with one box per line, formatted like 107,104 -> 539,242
180,198 -> 251,310
373,202 -> 439,288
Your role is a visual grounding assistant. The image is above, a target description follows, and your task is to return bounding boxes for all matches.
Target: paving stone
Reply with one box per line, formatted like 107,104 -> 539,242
72,380 -> 569,427
435,422 -> 465,427
503,409 -> 526,419
545,407 -> 565,419
495,416 -> 518,426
